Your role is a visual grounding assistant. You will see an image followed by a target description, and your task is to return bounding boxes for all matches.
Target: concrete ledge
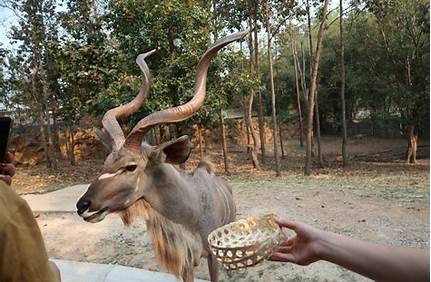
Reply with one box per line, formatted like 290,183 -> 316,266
53,259 -> 209,282
23,184 -> 89,212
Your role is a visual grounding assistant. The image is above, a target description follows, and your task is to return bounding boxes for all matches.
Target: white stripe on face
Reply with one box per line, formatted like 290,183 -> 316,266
134,177 -> 140,192
98,170 -> 122,180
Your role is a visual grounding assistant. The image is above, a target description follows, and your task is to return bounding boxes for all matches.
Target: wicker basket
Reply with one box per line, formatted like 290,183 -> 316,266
207,214 -> 286,271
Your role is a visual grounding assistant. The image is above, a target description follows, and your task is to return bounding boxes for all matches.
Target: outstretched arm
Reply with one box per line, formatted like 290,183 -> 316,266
270,218 -> 429,282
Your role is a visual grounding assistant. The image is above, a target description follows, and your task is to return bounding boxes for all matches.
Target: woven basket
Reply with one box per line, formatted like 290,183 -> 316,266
208,214 -> 286,271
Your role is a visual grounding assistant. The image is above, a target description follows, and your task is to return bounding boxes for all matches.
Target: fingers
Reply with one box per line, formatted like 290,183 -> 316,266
268,252 -> 296,263
276,218 -> 298,231
280,237 -> 295,247
4,152 -> 14,163
0,152 -> 16,186
274,246 -> 293,254
0,175 -> 12,186
0,163 -> 15,178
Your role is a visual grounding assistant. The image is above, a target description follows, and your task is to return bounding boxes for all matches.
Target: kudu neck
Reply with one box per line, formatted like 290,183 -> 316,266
144,163 -> 200,229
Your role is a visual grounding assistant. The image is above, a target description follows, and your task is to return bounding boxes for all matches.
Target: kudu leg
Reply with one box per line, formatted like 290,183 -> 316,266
182,268 -> 194,282
207,254 -> 219,282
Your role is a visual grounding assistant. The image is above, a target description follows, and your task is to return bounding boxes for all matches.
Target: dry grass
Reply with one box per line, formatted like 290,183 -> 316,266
11,136 -> 429,199
12,159 -> 103,195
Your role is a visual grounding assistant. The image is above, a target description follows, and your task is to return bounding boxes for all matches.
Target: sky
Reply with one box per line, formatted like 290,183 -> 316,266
0,6 -> 16,50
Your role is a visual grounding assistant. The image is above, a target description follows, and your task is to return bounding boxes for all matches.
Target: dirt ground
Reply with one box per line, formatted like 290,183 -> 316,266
12,136 -> 430,281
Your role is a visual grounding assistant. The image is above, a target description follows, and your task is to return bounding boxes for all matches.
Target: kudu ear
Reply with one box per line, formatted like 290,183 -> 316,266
95,128 -> 113,151
151,135 -> 192,164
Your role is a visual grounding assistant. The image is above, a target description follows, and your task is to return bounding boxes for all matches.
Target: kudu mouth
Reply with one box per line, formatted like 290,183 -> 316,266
78,207 -> 109,223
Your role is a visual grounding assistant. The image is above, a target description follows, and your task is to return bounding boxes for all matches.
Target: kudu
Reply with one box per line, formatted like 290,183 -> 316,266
76,30 -> 249,282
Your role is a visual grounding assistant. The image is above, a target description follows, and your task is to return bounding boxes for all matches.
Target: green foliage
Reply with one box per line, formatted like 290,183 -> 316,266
268,0 -> 429,135
101,0 -> 251,129
1,0 -> 429,140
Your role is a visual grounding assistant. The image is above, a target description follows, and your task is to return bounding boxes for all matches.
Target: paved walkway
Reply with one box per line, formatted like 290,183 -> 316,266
23,184 -> 89,212
23,186 -> 209,282
53,259 -> 207,282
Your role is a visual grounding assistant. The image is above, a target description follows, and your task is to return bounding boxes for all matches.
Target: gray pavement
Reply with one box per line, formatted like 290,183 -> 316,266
23,184 -> 89,212
53,259 -> 208,282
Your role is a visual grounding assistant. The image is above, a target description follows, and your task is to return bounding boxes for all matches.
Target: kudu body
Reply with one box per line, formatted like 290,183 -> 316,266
76,31 -> 249,282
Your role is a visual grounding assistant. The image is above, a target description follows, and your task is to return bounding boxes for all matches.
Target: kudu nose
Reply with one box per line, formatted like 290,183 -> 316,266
77,199 -> 91,214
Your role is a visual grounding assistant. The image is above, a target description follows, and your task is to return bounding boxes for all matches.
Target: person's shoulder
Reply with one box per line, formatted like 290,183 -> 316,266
0,181 -> 29,227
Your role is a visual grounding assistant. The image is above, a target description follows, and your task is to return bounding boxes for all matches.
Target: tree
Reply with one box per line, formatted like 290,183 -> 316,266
55,0 -> 114,164
305,0 -> 315,156
292,42 -> 304,147
264,0 -> 281,176
252,1 -> 267,164
339,0 -> 348,166
304,0 -> 330,176
213,0 -> 267,164
7,0 -> 60,169
247,18 -> 260,169
306,0 -> 324,166
363,0 -> 429,163
219,106 -> 230,175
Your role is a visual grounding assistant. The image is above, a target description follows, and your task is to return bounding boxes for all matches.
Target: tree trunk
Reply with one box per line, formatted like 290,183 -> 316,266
150,128 -> 157,145
247,94 -> 260,169
247,19 -> 260,169
42,73 -> 58,169
67,125 -> 76,165
314,84 -> 323,167
220,107 -> 230,175
264,0 -> 281,177
300,41 -> 308,104
402,125 -> 418,164
304,0 -> 329,176
278,119 -> 285,158
198,125 -> 204,160
306,0 -> 313,80
38,114 -> 51,168
165,125 -> 170,141
253,1 -> 266,164
340,0 -> 348,167
243,97 -> 251,154
175,124 -> 186,170
292,43 -> 304,147
159,125 -> 166,143
51,115 -> 62,159
305,0 -> 317,158
29,3 -> 55,170
31,61 -> 53,169
43,104 -> 57,169
172,124 -> 178,139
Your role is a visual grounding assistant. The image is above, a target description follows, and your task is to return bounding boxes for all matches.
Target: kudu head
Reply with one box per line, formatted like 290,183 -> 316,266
77,30 -> 249,223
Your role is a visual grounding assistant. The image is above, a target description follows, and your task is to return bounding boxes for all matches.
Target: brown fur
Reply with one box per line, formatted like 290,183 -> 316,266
119,199 -> 201,278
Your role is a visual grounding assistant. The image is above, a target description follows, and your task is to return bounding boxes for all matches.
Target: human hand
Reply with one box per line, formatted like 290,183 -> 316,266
0,152 -> 16,185
269,218 -> 326,265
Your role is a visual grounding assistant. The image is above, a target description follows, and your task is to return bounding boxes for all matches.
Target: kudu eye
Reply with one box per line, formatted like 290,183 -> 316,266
126,164 -> 137,172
